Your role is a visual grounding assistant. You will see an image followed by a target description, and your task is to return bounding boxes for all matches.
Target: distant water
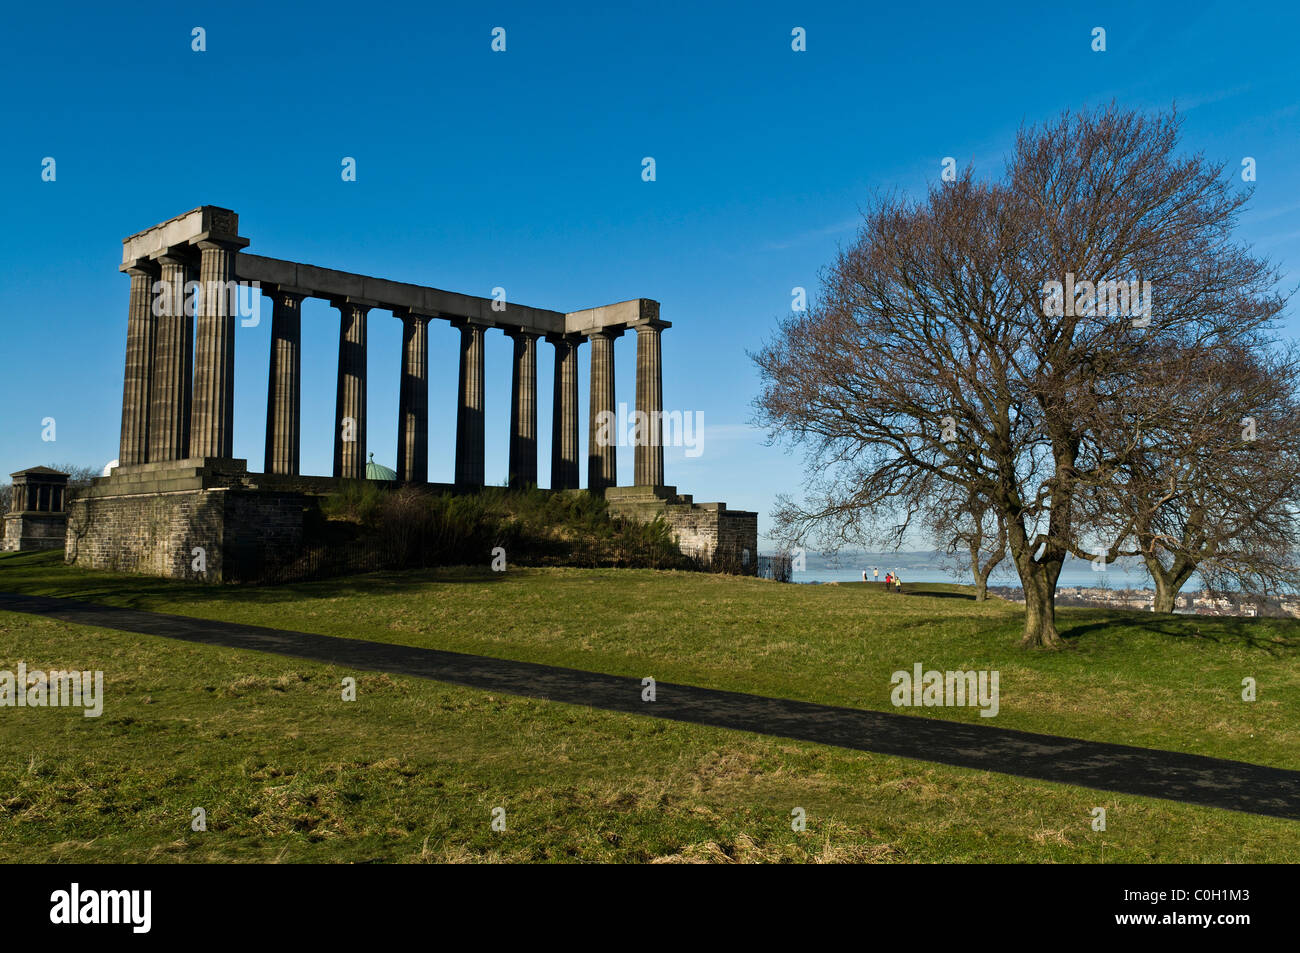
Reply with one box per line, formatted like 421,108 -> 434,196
794,563 -> 1197,590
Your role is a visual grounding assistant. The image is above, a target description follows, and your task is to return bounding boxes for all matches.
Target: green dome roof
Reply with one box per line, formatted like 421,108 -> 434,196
365,452 -> 397,481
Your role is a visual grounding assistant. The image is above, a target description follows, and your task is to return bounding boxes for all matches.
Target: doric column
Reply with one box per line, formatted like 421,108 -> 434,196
548,334 -> 581,490
332,300 -> 370,479
454,320 -> 487,487
264,287 -> 305,475
118,261 -> 159,466
190,239 -> 241,459
506,329 -> 539,488
147,252 -> 194,462
396,310 -> 430,484
586,328 -> 622,493
634,320 -> 667,487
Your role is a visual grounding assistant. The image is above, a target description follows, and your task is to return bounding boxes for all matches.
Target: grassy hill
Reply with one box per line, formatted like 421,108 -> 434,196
1,549 -> 1296,862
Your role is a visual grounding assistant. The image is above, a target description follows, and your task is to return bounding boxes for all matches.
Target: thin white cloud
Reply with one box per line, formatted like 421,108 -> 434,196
1246,200 -> 1300,224
1176,84 -> 1254,111
1254,228 -> 1300,245
761,218 -> 861,252
703,423 -> 762,441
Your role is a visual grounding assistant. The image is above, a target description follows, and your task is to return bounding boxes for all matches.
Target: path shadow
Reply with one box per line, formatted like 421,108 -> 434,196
3,589 -> 1298,821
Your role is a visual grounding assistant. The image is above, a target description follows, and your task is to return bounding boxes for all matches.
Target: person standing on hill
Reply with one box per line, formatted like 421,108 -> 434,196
894,573 -> 903,594
873,567 -> 879,582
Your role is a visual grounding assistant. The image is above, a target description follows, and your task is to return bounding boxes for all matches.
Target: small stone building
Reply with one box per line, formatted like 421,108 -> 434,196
2,467 -> 70,552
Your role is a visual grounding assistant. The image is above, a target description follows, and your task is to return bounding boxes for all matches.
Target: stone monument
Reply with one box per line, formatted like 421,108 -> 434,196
68,206 -> 757,580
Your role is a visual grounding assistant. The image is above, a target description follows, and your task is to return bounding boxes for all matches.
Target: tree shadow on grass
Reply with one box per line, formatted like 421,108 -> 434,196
0,560 -> 512,613
212,566 -> 512,605
1060,610 -> 1300,656
274,568 -> 508,602
904,589 -> 976,600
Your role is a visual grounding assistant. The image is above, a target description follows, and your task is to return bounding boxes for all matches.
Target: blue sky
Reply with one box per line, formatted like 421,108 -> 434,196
2,1 -> 1297,546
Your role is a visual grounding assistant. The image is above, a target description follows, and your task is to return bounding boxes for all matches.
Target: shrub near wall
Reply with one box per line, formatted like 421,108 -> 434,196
314,485 -> 693,573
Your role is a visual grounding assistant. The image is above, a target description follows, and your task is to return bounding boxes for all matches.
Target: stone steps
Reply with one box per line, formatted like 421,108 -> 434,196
603,485 -> 757,572
91,458 -> 254,497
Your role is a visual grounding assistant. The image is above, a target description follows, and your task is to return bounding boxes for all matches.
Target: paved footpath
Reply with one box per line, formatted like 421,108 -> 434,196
2,591 -> 1297,820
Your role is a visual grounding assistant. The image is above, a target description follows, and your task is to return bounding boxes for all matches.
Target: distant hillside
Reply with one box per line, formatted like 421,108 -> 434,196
798,550 -> 946,572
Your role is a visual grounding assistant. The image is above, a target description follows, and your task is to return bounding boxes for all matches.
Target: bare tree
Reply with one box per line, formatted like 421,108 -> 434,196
754,104 -> 1284,647
1079,342 -> 1300,611
47,463 -> 103,561
923,488 -> 1007,601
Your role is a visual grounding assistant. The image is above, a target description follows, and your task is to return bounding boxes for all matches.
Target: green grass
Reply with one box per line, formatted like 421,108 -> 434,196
1,549 -> 1297,862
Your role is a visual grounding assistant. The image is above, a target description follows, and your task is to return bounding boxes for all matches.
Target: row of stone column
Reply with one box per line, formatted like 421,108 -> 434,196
120,267 -> 666,492
262,302 -> 665,490
264,295 -> 668,490
119,239 -> 244,468
9,483 -> 64,513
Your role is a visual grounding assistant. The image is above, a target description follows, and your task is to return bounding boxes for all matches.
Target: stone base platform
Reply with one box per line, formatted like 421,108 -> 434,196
2,513 -> 68,552
64,466 -> 759,582
66,459 -> 308,582
605,485 -> 758,573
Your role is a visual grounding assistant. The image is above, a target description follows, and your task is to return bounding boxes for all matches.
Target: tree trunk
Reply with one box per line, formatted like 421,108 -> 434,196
970,547 -> 989,601
1005,503 -> 1064,648
1152,574 -> 1177,613
971,533 -> 1005,603
1145,554 -> 1196,614
1015,555 -> 1064,649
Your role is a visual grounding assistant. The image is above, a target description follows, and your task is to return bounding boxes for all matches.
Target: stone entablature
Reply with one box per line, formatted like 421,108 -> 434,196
119,206 -> 246,267
237,254 -> 661,336
124,212 -> 658,338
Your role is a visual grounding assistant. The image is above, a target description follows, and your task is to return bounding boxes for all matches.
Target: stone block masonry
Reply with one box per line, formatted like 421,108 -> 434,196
2,513 -> 67,552
605,486 -> 758,573
66,460 -> 304,583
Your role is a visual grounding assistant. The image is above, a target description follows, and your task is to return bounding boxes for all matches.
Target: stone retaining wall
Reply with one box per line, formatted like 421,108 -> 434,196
67,466 -> 305,582
605,486 -> 759,573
